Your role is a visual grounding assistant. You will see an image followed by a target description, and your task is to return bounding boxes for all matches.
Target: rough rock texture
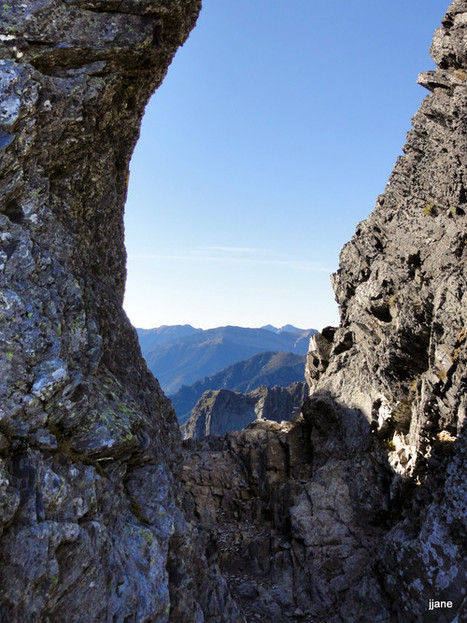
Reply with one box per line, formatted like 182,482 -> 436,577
304,1 -> 467,617
181,407 -> 396,622
181,420 -> 315,622
1,1 -> 467,622
181,414 -> 392,622
0,2 -> 242,621
183,3 -> 467,621
182,382 -> 308,439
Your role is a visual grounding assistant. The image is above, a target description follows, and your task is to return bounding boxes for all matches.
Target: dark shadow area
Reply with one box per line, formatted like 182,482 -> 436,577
179,390 -> 466,622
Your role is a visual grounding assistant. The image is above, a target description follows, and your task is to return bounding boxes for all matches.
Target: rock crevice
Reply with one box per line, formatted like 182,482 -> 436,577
181,2 -> 467,620
0,1 -> 466,622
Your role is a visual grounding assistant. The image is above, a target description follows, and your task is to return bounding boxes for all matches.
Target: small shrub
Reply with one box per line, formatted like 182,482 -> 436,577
387,293 -> 398,307
422,202 -> 436,216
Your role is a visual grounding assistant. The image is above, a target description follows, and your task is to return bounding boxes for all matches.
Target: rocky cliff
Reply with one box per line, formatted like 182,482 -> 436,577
305,1 -> 467,615
182,383 -> 308,439
0,2 -> 242,621
182,3 -> 467,621
0,1 -> 466,622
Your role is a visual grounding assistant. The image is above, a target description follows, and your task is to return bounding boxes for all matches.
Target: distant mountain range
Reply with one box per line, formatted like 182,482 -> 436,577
171,351 -> 307,424
136,325 -> 316,395
260,324 -> 310,334
136,324 -> 202,350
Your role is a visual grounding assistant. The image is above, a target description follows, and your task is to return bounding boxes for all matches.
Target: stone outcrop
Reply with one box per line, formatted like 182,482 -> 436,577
181,420 -> 314,622
1,1 -> 466,622
304,2 -> 467,616
182,382 -> 308,439
181,407 -> 395,621
301,2 -> 466,617
183,3 -> 467,621
0,2 -> 242,621
181,412 -> 392,622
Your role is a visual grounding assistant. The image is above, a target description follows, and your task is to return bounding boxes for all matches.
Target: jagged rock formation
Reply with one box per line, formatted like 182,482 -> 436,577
182,3 -> 467,621
173,351 -> 307,424
182,410 -> 396,621
181,420 -> 314,622
1,1 -> 466,622
305,2 -> 467,616
0,2 -> 242,621
182,383 -> 308,439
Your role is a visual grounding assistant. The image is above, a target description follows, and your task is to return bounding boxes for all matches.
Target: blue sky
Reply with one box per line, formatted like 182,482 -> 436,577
123,0 -> 450,331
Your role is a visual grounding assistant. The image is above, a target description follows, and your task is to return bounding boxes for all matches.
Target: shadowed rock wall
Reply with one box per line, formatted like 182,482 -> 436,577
0,2 -> 242,621
305,1 -> 467,618
1,1 -> 466,622
181,3 -> 466,621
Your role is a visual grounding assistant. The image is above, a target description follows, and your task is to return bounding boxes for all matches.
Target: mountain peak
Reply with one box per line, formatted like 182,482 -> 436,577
260,324 -> 308,334
137,325 -> 316,394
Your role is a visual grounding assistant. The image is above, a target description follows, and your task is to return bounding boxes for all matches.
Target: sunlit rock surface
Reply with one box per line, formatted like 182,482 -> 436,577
0,2 -> 242,621
1,0 -> 466,622
182,2 -> 466,621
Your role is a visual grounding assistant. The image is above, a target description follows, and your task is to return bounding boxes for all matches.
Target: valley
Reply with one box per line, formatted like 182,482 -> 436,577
137,325 -> 314,433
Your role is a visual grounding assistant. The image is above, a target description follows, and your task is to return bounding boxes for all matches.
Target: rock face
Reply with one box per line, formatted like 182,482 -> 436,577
182,383 -> 308,439
182,410 -> 396,621
0,2 -> 242,621
183,3 -> 467,621
1,1 -> 466,622
181,420 -> 314,622
305,2 -> 467,616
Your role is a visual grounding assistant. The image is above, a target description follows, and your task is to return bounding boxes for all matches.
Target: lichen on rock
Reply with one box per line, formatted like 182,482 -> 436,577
1,0 -> 466,621
0,1 -> 242,621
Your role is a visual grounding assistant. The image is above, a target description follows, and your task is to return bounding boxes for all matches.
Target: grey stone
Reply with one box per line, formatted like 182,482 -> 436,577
28,428 -> 58,450
182,382 -> 308,439
0,0 -> 466,621
0,1 -> 243,621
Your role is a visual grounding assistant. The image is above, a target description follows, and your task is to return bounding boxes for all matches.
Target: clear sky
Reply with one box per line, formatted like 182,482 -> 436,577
123,0 -> 451,331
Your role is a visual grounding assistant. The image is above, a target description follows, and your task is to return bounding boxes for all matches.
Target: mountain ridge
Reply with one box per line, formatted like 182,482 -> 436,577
181,382 -> 308,439
171,350 -> 307,423
137,325 -> 315,394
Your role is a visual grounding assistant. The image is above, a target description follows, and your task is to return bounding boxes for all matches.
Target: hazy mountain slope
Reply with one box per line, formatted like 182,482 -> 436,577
261,324 -> 306,334
141,326 -> 315,394
172,351 -> 306,423
136,324 -> 201,351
